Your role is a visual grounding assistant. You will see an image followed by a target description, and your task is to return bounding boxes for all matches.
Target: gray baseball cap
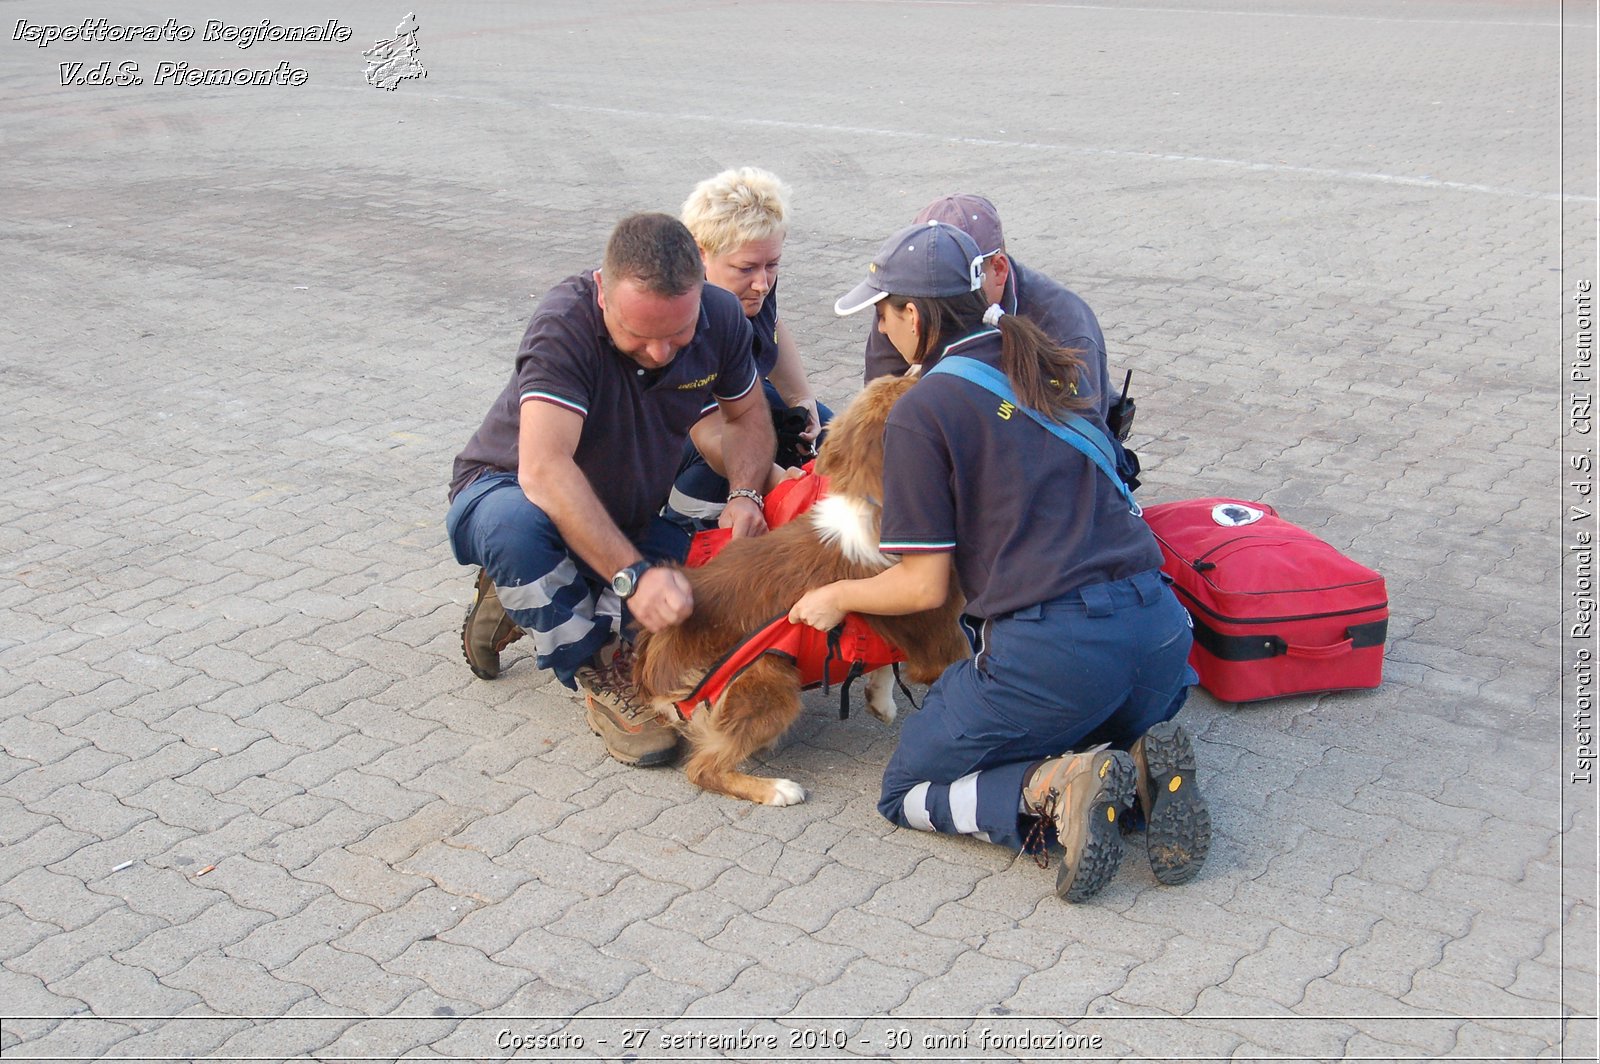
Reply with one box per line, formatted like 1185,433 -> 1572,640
834,220 -> 985,316
914,193 -> 1004,257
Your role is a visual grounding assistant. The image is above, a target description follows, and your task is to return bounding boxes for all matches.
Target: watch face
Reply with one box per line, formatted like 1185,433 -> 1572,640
613,562 -> 648,598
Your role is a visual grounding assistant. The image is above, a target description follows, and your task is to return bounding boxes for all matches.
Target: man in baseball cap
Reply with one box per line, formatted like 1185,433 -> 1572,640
861,194 -> 1140,487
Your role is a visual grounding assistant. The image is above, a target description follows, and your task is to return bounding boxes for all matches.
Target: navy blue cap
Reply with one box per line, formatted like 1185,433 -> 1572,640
834,221 -> 985,316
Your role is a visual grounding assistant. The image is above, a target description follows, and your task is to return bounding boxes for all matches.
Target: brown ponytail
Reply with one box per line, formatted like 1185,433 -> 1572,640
995,312 -> 1092,420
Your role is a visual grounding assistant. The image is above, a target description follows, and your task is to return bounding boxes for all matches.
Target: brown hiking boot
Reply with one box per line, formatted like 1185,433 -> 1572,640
1023,745 -> 1136,903
574,642 -> 678,767
1131,720 -> 1211,885
461,569 -> 524,680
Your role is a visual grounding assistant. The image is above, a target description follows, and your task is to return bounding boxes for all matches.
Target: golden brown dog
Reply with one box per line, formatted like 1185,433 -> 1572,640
634,375 -> 968,806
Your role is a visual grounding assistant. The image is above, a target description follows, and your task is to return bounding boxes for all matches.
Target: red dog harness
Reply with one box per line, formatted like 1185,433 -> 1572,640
672,469 -> 911,722
669,611 -> 906,722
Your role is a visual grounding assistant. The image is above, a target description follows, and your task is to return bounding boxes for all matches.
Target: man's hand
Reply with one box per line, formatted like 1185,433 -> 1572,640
629,566 -> 694,632
719,494 -> 768,539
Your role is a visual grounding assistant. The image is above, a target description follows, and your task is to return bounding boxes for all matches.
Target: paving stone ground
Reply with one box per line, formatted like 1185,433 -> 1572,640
1,1 -> 1595,1061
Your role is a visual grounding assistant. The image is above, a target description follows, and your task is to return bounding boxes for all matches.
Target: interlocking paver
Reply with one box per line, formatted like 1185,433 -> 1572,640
792,955 -> 922,1016
546,873 -> 685,948
227,891 -> 378,971
331,886 -> 473,966
901,949 -> 1035,1015
7,908 -> 165,986
51,954 -> 203,1014
0,2 -> 1591,1059
3,865 -> 119,930
499,833 -> 632,897
679,963 -> 816,1018
649,890 -> 746,942
591,829 -> 734,890
0,1018 -> 139,1063
306,767 -> 434,820
1111,932 -> 1247,1014
273,942 -> 423,1015
1190,992 -> 1360,1060
163,952 -> 316,1016
0,904 -> 66,961
293,847 -> 431,912
82,739 -> 212,802
81,1016 -> 256,1064
494,926 -> 644,1000
1451,1018 -> 1561,1058
606,920 -> 753,991
346,799 -> 480,864
383,937 -> 530,1010
0,967 -> 87,1018
23,677 -> 151,732
207,1009 -> 355,1062
7,747 -> 126,806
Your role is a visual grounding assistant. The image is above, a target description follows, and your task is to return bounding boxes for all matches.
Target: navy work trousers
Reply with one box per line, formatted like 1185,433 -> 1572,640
880,568 -> 1197,851
445,472 -> 689,687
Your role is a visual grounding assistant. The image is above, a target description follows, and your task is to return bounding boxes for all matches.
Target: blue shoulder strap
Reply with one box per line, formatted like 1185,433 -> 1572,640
926,355 -> 1141,515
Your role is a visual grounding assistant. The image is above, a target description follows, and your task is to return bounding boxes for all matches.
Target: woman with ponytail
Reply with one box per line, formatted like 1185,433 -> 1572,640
790,220 -> 1210,904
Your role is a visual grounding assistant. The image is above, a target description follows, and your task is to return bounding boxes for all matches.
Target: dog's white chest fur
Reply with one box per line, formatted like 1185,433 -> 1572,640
810,495 -> 891,569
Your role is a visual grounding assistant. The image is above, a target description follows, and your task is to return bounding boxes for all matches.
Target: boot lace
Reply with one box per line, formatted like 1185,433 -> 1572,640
588,643 -> 651,722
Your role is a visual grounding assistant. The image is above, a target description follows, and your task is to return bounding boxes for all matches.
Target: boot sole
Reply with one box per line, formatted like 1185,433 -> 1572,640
584,701 -> 679,768
462,570 -> 502,680
1142,721 -> 1212,885
461,611 -> 500,680
1055,751 -> 1136,903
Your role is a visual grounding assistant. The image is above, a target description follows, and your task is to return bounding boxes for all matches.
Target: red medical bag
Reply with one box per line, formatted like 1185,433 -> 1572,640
1143,498 -> 1388,703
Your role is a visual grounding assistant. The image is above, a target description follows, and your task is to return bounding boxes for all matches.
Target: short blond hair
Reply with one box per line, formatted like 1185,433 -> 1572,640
681,167 -> 790,256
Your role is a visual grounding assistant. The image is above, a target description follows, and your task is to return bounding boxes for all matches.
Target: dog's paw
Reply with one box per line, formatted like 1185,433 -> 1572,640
765,779 -> 807,806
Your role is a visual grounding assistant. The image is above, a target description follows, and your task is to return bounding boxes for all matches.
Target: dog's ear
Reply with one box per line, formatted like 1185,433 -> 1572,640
815,375 -> 917,500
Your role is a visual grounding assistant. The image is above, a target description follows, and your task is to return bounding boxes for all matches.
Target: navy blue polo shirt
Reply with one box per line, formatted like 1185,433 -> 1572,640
449,272 -> 757,538
864,258 -> 1114,421
746,281 -> 781,379
878,329 -> 1160,619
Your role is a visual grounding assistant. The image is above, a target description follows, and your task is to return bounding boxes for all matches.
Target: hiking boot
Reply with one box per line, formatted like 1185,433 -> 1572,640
461,569 -> 523,680
1023,745 -> 1136,903
1131,720 -> 1211,885
575,642 -> 678,767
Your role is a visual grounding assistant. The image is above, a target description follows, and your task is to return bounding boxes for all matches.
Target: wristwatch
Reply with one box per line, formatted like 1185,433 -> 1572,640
611,560 -> 652,601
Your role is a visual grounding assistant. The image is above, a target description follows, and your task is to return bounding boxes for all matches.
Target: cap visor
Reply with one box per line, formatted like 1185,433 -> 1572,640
834,282 -> 889,316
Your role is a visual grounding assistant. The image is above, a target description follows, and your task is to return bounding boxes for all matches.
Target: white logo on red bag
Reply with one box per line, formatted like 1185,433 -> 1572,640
1212,503 -> 1265,527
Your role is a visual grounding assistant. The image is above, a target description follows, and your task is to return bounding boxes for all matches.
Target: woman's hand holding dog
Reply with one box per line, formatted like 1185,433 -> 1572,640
790,556 -> 954,632
630,567 -> 695,632
789,584 -> 847,631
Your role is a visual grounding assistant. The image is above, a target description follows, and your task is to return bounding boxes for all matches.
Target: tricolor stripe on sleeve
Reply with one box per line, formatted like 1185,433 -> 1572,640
879,539 -> 956,553
520,390 -> 588,417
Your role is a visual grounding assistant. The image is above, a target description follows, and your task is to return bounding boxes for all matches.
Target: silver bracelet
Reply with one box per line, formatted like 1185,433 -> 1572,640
727,487 -> 764,508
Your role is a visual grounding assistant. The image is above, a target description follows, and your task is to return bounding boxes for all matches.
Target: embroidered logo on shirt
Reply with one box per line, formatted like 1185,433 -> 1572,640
997,400 -> 1016,420
677,372 -> 718,390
